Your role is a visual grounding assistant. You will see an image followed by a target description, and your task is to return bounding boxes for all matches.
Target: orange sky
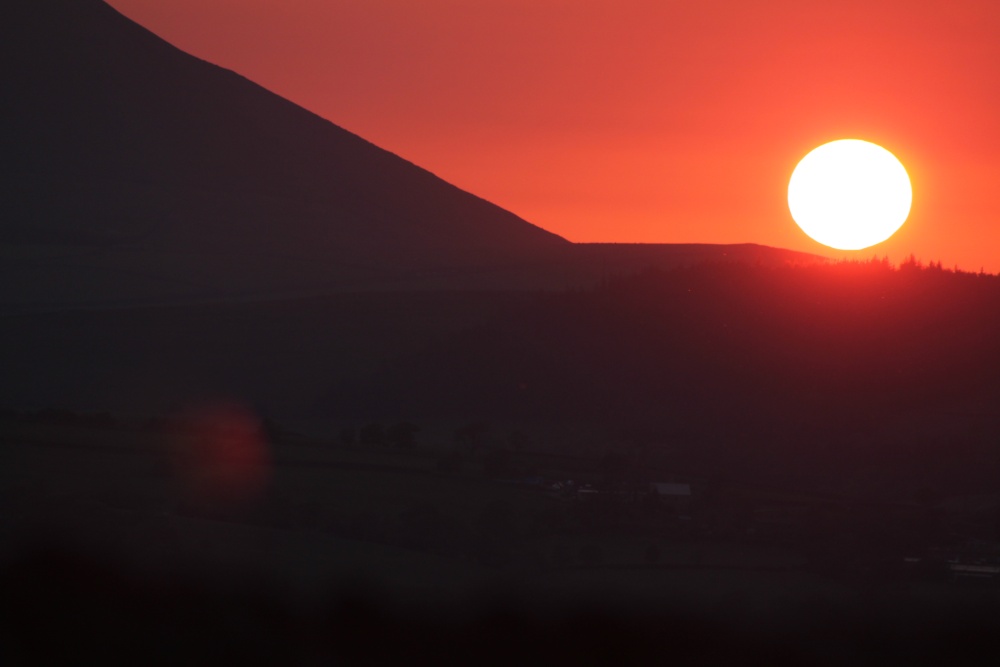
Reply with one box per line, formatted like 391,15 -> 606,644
106,0 -> 1000,271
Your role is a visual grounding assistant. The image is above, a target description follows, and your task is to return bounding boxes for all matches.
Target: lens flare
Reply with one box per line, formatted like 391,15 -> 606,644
171,401 -> 271,507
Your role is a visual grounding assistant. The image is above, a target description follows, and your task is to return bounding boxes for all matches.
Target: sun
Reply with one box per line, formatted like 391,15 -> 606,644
788,139 -> 912,250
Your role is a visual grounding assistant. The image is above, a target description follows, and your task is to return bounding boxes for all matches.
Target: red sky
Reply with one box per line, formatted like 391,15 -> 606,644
106,0 -> 1000,271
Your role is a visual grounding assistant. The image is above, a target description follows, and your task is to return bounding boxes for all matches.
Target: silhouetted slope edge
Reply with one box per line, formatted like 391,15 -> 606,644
0,0 -> 824,310
1,0 -> 572,305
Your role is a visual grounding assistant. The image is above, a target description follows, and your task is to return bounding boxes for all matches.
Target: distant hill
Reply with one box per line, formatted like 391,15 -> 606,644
4,261 -> 999,498
0,0 -> 823,310
316,261 -> 1000,494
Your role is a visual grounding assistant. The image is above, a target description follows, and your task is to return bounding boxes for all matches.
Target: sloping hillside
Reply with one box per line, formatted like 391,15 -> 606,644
1,0 -> 568,307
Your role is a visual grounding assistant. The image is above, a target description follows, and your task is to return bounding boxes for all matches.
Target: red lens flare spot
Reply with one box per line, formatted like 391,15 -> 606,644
171,402 -> 271,507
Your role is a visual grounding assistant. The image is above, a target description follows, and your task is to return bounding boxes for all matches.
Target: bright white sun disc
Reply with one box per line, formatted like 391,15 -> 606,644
788,139 -> 912,250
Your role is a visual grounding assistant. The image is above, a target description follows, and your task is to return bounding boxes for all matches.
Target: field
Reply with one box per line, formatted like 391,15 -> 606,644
4,418 -> 1000,664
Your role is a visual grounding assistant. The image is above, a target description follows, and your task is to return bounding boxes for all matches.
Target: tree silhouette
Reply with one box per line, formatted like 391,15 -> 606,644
386,421 -> 419,449
454,421 -> 490,450
359,423 -> 384,446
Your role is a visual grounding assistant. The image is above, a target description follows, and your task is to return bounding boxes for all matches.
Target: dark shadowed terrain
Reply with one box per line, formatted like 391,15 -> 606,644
4,1 -> 1000,665
4,261 -> 1000,665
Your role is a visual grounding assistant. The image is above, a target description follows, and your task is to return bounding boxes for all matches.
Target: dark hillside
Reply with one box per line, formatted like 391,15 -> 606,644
0,1 -> 824,308
0,0 -> 566,306
333,261 -> 1000,420
320,261 -> 1000,492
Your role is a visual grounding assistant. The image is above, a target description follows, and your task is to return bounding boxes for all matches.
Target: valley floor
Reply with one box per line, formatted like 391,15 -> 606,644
2,419 -> 999,664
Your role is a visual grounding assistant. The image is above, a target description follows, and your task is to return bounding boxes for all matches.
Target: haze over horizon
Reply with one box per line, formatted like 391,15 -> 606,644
106,0 -> 1000,272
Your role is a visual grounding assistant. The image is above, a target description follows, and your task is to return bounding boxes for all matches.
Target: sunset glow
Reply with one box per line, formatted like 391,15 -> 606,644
8,2 -> 1000,656
103,0 -> 1000,270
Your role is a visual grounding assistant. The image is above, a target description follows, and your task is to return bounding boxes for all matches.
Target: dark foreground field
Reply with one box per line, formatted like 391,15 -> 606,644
4,261 -> 1000,664
3,417 -> 1000,666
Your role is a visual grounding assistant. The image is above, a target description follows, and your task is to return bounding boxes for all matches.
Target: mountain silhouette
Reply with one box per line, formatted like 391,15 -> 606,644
0,0 -> 830,419
1,0 -> 823,309
2,0 -> 574,307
